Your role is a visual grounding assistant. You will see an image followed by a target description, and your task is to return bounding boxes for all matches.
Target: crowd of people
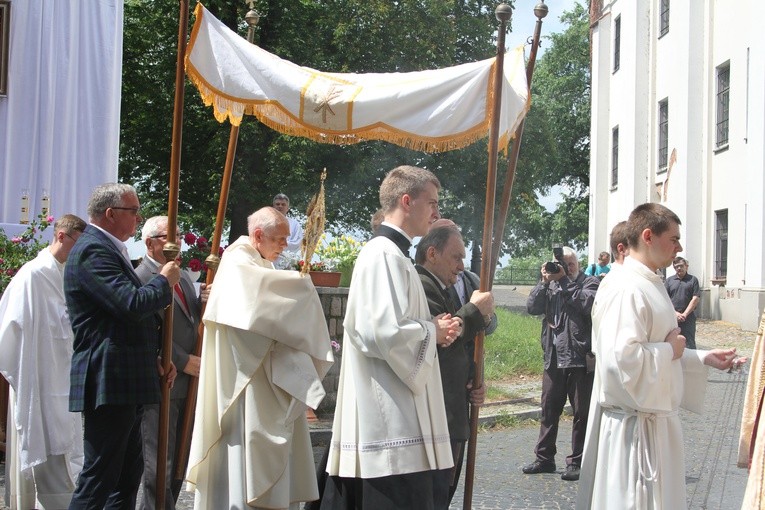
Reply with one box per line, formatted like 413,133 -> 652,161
0,168 -> 756,510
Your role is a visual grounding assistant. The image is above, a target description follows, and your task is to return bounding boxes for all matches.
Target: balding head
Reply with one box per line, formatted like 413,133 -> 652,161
247,207 -> 290,262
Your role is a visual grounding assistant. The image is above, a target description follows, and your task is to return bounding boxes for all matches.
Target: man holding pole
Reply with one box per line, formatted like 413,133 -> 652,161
65,183 -> 179,509
136,216 -> 208,510
319,165 -> 460,509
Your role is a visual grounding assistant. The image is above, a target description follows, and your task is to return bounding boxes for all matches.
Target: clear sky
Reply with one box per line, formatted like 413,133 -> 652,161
506,0 -> 580,56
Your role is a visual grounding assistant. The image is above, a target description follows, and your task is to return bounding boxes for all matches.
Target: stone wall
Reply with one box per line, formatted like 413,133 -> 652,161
315,286 -> 348,417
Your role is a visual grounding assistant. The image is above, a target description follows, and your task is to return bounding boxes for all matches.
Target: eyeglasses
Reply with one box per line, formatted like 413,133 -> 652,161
111,206 -> 141,215
64,232 -> 79,242
150,234 -> 168,240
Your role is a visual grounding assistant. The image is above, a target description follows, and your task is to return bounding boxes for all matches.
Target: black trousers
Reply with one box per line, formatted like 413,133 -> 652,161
69,405 -> 144,510
534,365 -> 594,467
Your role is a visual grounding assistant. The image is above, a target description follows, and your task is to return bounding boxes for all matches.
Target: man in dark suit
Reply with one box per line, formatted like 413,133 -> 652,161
65,183 -> 180,509
414,225 -> 496,505
136,216 -> 208,510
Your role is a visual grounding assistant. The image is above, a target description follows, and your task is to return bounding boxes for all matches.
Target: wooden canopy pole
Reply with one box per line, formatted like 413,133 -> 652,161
173,5 -> 261,483
462,4 -> 511,509
156,1 -> 189,508
489,1 -> 548,283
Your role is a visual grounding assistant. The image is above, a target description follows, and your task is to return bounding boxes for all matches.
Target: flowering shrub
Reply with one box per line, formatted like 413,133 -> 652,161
0,214 -> 54,295
179,231 -> 224,280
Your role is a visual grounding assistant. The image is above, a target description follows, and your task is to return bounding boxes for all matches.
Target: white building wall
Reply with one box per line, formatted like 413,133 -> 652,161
589,0 -> 765,331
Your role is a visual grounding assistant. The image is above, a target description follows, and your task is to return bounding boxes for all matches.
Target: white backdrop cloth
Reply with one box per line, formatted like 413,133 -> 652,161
186,3 -> 529,153
0,0 -> 122,224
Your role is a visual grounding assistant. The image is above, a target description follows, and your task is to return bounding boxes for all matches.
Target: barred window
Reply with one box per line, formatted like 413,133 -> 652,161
716,63 -> 730,148
611,126 -> 619,187
658,99 -> 669,170
659,0 -> 670,37
715,209 -> 728,279
0,1 -> 9,96
613,16 -> 621,72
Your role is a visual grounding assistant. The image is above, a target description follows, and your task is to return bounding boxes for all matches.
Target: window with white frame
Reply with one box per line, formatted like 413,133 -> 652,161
0,1 -> 9,96
611,126 -> 619,188
716,62 -> 730,148
714,209 -> 728,279
613,16 -> 621,72
659,0 -> 670,37
658,99 -> 669,170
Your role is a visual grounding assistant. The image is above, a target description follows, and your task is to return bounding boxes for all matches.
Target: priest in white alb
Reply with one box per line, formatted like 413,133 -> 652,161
316,166 -> 461,509
576,203 -> 742,510
186,207 -> 334,510
0,214 -> 87,509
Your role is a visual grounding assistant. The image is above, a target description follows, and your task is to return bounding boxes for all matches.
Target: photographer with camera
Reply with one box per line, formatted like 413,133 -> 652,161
523,246 -> 599,481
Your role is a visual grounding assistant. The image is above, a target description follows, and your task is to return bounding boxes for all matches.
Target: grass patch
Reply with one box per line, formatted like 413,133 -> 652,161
484,308 -> 544,381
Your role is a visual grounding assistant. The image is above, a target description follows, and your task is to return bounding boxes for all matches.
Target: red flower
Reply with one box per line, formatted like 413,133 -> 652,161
188,258 -> 203,272
183,232 -> 197,245
196,236 -> 208,248
218,246 -> 225,256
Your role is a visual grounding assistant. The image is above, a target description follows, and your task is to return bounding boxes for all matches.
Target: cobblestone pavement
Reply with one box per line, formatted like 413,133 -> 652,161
1,318 -> 757,509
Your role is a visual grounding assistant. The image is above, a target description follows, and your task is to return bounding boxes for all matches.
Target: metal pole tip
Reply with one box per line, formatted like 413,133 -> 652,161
534,1 -> 549,20
495,3 -> 512,23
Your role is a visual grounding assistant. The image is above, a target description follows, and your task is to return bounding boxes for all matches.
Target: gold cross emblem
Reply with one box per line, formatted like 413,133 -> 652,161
313,85 -> 341,124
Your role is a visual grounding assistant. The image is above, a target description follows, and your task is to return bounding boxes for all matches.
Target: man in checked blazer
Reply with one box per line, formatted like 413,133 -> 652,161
64,183 -> 180,509
135,216 -> 208,510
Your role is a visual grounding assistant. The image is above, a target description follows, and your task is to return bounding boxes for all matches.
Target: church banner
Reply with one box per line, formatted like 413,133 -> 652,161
185,3 -> 530,153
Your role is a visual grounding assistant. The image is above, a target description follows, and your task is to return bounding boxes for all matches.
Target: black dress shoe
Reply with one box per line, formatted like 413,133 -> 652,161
561,464 -> 580,481
522,460 -> 556,474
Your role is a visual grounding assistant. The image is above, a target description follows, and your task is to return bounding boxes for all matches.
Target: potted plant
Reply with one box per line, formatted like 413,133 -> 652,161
314,234 -> 363,287
294,259 -> 342,287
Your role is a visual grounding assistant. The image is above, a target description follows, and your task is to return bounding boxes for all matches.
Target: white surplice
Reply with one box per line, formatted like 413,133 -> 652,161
186,237 -> 333,510
576,257 -> 708,510
326,236 -> 453,479
0,248 -> 84,508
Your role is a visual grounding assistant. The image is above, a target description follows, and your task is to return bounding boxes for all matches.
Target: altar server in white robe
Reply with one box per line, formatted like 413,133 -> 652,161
186,206 -> 334,510
576,203 -> 740,510
0,214 -> 87,510
319,165 -> 461,509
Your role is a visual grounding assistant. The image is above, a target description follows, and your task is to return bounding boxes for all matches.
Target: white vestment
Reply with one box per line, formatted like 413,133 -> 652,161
326,236 -> 453,479
186,237 -> 333,510
576,257 -> 708,510
0,248 -> 84,508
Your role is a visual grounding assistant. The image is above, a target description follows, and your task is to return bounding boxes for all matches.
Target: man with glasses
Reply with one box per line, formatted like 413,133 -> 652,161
186,206 -> 334,509
135,216 -> 209,510
0,214 -> 86,509
65,183 -> 180,509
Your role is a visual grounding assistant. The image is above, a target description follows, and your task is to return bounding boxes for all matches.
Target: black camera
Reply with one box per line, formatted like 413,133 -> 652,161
544,247 -> 565,275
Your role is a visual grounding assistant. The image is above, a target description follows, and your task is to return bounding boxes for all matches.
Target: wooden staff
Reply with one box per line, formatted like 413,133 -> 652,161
156,1 -> 189,508
173,6 -> 261,483
462,4 -> 511,509
489,1 -> 548,283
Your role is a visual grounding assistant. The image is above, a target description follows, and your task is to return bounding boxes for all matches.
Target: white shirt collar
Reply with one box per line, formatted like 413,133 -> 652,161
380,221 -> 413,243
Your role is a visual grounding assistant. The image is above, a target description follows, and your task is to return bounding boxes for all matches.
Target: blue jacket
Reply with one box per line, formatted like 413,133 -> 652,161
64,225 -> 173,411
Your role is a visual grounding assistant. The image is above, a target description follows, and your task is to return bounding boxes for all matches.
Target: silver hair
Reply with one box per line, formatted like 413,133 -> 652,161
562,246 -> 576,259
141,216 -> 168,241
87,183 -> 137,220
247,207 -> 288,236
272,193 -> 290,205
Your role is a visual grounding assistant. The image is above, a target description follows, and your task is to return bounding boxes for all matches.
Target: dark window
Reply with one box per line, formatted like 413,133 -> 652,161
716,63 -> 730,148
658,99 -> 669,170
0,1 -> 9,96
613,16 -> 621,72
611,126 -> 619,187
715,210 -> 728,279
660,0 -> 670,37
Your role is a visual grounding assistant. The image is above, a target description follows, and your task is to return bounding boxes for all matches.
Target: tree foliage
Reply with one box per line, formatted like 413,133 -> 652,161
119,1 -> 590,259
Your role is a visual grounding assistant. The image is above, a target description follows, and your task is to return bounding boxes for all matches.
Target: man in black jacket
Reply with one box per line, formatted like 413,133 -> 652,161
415,225 -> 496,504
523,246 -> 599,482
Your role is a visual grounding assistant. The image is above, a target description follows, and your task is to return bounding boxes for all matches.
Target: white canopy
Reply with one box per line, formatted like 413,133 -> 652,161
185,3 -> 529,153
